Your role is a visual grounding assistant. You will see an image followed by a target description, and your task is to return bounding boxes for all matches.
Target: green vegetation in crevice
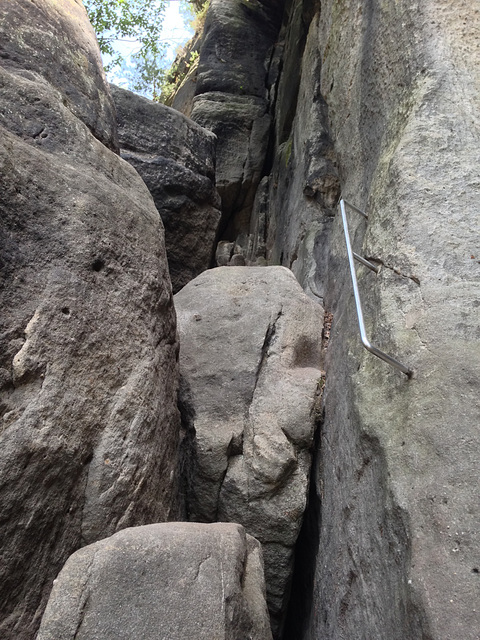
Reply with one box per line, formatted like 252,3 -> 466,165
159,1 -> 209,104
283,137 -> 294,167
84,0 -> 208,102
161,49 -> 200,104
190,0 -> 210,33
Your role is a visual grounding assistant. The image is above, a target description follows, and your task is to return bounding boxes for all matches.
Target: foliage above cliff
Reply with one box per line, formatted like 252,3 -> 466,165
83,0 -> 166,72
83,0 -> 204,100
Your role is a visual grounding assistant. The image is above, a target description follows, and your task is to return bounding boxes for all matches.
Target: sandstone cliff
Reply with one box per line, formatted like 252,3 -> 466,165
0,2 -> 181,637
174,1 -> 479,638
0,0 -> 478,639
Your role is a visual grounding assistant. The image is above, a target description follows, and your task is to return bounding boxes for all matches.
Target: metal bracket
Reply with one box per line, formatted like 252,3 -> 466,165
340,198 -> 413,377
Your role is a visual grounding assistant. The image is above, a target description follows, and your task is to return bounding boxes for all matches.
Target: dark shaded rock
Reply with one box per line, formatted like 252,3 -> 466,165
192,91 -> 271,239
175,266 -> 324,637
37,523 -> 273,640
196,0 -> 282,98
111,85 -> 221,292
190,0 -> 284,240
0,2 -> 181,638
0,0 -> 118,151
245,6 -> 340,303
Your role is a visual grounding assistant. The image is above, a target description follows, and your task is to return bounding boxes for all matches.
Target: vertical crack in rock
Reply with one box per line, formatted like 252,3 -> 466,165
177,374 -> 197,521
193,554 -> 213,581
252,306 -> 283,399
282,414 -> 322,640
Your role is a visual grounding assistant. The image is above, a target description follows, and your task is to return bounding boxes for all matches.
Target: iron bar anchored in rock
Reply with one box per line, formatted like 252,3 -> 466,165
340,198 -> 413,377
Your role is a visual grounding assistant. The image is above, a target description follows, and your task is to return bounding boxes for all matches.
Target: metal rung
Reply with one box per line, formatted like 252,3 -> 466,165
353,252 -> 379,273
340,199 -> 413,377
343,198 -> 368,219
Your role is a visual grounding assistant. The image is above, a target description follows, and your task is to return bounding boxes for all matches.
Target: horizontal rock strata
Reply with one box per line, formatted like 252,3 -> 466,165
190,0 -> 283,240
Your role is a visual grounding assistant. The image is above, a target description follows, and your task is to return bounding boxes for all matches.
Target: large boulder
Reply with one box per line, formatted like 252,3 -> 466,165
0,2 -> 181,638
37,523 -> 273,640
175,266 -> 324,636
111,85 -> 222,292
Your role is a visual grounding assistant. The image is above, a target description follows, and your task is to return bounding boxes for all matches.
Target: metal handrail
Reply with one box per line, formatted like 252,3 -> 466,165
340,199 -> 413,377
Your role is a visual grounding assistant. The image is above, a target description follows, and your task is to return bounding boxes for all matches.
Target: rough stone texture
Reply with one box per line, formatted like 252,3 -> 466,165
37,523 -> 272,640
245,5 -> 340,303
168,32 -> 202,118
170,57 -> 199,118
192,92 -> 271,239
190,0 -> 283,240
0,2 -> 180,638
111,85 -> 221,292
0,0 -> 118,151
200,0 -> 480,637
297,1 -> 480,639
175,266 -> 324,637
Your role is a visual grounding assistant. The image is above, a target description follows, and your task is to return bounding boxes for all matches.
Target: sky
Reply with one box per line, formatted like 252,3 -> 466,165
105,1 -> 195,88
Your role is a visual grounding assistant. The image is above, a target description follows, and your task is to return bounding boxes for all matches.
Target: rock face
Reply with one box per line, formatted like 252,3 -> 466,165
245,5 -> 340,299
37,523 -> 272,640
111,85 -> 222,292
0,0 -> 118,151
173,1 -> 480,639
0,2 -> 180,638
2,0 -> 479,638
190,0 -> 284,240
299,1 -> 480,639
175,266 -> 324,637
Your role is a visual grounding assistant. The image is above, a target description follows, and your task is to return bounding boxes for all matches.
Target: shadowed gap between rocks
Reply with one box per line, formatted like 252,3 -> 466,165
281,407 -> 322,640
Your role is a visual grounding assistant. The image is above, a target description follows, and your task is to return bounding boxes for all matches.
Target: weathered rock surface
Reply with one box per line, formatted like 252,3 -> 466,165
183,1 -> 480,638
245,6 -> 340,302
0,0 -> 118,151
175,266 -> 324,636
37,522 -> 272,640
283,1 -> 480,639
0,2 -> 180,638
111,85 -> 221,292
190,0 -> 283,240
192,92 -> 271,239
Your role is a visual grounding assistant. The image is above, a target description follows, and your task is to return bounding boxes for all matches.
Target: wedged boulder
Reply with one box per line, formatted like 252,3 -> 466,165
111,85 -> 221,292
0,2 -> 180,638
37,523 -> 273,640
190,0 -> 283,239
175,266 -> 324,636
